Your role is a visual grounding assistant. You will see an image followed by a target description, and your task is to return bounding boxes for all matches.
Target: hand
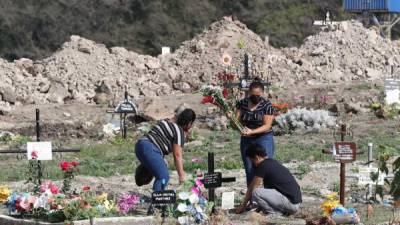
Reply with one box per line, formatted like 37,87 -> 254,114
179,175 -> 185,185
235,204 -> 246,214
241,127 -> 253,136
226,112 -> 233,119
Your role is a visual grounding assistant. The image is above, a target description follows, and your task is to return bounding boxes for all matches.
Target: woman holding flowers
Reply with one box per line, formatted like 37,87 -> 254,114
135,108 -> 196,191
235,79 -> 275,186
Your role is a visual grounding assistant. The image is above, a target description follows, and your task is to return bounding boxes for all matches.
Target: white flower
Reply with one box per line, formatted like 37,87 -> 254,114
178,192 -> 190,200
189,194 -> 199,204
194,204 -> 203,213
178,216 -> 191,225
177,203 -> 188,212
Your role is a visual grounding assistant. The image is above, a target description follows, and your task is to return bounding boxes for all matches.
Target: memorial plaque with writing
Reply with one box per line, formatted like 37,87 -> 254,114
204,172 -> 222,189
151,190 -> 176,206
334,142 -> 357,163
115,100 -> 137,113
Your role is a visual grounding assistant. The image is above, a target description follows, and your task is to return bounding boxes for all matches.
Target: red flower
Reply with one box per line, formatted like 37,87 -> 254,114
82,186 -> 90,191
70,161 -> 79,167
50,185 -> 59,194
222,88 -> 229,98
60,161 -> 70,171
201,96 -> 215,104
31,151 -> 38,160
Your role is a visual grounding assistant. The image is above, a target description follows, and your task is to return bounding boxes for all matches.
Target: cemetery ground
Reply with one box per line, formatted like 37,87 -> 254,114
0,107 -> 399,224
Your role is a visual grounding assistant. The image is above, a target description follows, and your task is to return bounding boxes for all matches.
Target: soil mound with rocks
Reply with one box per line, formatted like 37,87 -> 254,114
0,18 -> 396,110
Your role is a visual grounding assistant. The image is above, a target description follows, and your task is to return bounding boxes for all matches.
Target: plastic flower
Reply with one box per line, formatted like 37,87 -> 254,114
0,186 -> 11,203
320,192 -> 340,216
191,187 -> 200,196
96,193 -> 108,204
178,192 -> 190,200
59,161 -> 70,171
222,88 -> 229,98
177,203 -> 188,212
39,181 -> 59,195
104,199 -> 116,212
189,193 -> 199,204
191,157 -> 203,163
117,193 -> 140,214
195,179 -> 203,187
82,186 -> 90,191
201,96 -> 215,104
221,53 -> 232,66
31,151 -> 38,160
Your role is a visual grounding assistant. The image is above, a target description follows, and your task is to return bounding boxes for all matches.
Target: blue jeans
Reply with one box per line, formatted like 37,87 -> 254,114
135,139 -> 169,191
240,132 -> 275,185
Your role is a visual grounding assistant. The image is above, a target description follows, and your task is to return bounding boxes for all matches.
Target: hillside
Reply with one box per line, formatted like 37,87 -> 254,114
0,0 -> 349,60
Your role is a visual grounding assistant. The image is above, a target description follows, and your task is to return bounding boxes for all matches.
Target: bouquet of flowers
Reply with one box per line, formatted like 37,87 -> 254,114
320,192 -> 360,224
200,85 -> 244,132
174,178 -> 213,225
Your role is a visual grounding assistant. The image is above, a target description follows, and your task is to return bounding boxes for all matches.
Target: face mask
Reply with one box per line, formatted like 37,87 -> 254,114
249,95 -> 262,104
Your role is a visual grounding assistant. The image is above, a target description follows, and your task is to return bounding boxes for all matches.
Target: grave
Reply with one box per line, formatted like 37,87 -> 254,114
106,89 -> 138,139
385,78 -> 400,105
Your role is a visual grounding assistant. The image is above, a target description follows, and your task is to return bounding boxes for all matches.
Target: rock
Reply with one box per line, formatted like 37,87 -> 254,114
46,82 -> 70,104
63,112 -> 71,117
94,93 -> 109,105
0,87 -> 17,104
38,82 -> 51,93
311,46 -> 325,56
145,58 -> 161,69
173,82 -> 191,93
365,67 -> 381,80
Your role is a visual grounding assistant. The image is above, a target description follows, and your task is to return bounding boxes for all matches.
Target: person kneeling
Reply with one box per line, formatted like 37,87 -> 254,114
235,143 -> 302,216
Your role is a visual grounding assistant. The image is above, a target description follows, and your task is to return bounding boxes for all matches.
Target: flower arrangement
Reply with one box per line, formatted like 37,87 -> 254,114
174,178 -> 213,225
117,193 -> 140,215
320,192 -> 360,224
200,85 -> 244,132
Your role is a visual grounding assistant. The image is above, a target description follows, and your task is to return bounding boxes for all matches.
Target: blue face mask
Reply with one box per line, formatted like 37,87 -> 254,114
249,95 -> 262,104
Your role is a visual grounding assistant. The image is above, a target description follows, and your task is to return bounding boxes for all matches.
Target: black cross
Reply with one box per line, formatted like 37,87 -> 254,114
204,152 -> 236,203
0,109 -> 81,189
224,53 -> 272,97
106,89 -> 138,139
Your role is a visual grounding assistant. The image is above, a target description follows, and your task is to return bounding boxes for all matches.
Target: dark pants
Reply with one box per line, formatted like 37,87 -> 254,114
135,139 -> 169,191
240,132 -> 275,185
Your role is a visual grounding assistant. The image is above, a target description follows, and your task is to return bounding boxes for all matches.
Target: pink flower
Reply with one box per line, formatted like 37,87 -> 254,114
50,185 -> 59,194
191,187 -> 200,196
191,157 -> 203,163
195,179 -> 203,187
31,151 -> 38,159
40,181 -> 59,194
82,186 -> 90,191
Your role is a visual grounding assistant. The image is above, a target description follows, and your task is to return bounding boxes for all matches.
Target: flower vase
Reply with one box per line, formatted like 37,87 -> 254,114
90,217 -> 94,225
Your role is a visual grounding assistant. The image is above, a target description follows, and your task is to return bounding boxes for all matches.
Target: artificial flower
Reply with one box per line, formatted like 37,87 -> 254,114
82,186 -> 90,191
191,187 -> 200,196
177,203 -> 188,212
191,157 -> 203,163
221,53 -> 232,66
178,192 -> 190,200
117,193 -> 140,214
60,161 -> 70,171
0,186 -> 11,203
201,96 -> 215,104
195,179 -> 203,187
222,88 -> 229,98
31,151 -> 38,160
189,193 -> 199,204
96,193 -> 108,204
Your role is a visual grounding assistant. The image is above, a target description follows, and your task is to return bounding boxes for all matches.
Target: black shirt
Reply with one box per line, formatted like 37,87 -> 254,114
254,159 -> 302,204
236,97 -> 275,130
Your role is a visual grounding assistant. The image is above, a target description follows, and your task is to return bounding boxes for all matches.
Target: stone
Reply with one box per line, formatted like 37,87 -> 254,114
311,46 -> 325,56
173,82 -> 191,93
46,83 -> 70,104
145,58 -> 161,69
0,87 -> 17,104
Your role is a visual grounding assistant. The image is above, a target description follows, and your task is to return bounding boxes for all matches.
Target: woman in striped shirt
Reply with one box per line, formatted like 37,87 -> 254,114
135,108 -> 196,191
235,80 -> 275,186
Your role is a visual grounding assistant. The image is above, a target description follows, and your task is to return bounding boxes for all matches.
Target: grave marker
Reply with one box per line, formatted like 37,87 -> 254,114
151,190 -> 177,207
106,89 -> 138,139
385,78 -> 400,105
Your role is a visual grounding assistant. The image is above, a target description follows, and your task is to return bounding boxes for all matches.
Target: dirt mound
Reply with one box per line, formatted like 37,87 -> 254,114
0,19 -> 397,109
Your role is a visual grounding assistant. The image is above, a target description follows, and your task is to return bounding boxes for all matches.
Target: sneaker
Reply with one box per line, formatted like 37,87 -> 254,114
147,205 -> 155,215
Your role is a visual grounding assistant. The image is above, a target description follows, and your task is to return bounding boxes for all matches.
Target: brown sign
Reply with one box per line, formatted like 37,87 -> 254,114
334,142 -> 356,163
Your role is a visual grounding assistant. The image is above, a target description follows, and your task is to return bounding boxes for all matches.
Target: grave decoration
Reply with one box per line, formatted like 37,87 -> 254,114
1,160 -> 141,223
320,192 -> 360,224
173,178 -> 213,225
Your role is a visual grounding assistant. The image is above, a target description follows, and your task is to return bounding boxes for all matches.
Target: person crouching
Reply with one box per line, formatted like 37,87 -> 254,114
235,143 -> 302,216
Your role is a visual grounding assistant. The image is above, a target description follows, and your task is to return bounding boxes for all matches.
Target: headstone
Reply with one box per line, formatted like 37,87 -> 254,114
204,172 -> 222,189
385,78 -> 400,105
221,192 -> 235,210
161,47 -> 171,55
27,142 -> 52,160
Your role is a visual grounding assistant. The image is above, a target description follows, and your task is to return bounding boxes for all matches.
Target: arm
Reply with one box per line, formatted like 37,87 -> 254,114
172,144 -> 185,184
235,176 -> 263,214
244,115 -> 274,136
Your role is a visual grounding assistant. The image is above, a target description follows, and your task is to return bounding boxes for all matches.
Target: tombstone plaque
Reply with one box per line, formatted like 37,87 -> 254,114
204,172 -> 222,189
334,142 -> 357,163
151,190 -> 176,207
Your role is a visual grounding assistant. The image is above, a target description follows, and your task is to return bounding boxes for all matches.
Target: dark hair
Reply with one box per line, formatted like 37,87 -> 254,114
249,77 -> 264,91
176,108 -> 196,127
246,143 -> 267,158
135,164 -> 154,186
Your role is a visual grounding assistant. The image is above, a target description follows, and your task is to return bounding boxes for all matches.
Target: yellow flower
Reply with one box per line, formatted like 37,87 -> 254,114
0,186 -> 11,203
326,192 -> 338,201
104,200 -> 116,212
96,193 -> 108,204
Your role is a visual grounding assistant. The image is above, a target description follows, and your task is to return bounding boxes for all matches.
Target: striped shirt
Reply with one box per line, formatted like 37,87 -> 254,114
145,119 -> 185,155
236,97 -> 275,130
